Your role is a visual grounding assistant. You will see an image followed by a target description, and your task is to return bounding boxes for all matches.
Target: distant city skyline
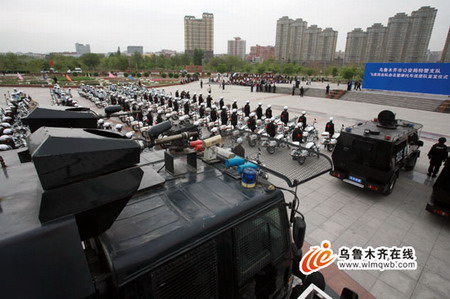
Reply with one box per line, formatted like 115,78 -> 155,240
0,0 -> 449,54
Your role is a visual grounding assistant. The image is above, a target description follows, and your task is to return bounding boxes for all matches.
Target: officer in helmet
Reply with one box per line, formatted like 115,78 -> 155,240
244,101 -> 251,117
247,112 -> 257,132
280,106 -> 289,125
428,137 -> 448,177
199,103 -> 206,118
266,118 -> 276,138
220,107 -> 228,125
115,124 -> 123,133
173,98 -> 179,112
232,137 -> 245,158
184,99 -> 190,115
206,94 -> 213,108
219,97 -> 225,109
210,105 -> 218,122
292,123 -> 303,143
256,103 -> 263,120
325,117 -> 335,137
265,104 -> 272,119
298,111 -> 307,129
231,109 -> 238,128
232,99 -> 238,110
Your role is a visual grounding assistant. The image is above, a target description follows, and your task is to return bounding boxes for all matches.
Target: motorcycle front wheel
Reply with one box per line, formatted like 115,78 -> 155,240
297,156 -> 306,165
327,144 -> 335,152
267,146 -> 275,154
248,139 -> 257,147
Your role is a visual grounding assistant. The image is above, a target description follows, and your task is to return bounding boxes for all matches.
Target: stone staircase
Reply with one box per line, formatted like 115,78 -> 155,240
436,100 -> 450,113
339,91 -> 445,112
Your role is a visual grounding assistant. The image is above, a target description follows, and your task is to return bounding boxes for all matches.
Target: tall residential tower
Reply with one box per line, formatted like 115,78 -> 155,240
227,37 -> 246,59
184,13 -> 214,59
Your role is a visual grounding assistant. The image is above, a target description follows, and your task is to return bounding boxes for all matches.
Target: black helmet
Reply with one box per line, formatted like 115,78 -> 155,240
439,137 -> 446,144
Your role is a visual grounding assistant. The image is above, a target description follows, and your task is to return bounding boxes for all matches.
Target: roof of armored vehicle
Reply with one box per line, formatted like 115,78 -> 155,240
344,119 -> 423,143
101,152 -> 284,285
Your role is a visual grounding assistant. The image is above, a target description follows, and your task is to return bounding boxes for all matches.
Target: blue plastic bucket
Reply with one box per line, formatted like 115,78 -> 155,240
241,168 -> 257,188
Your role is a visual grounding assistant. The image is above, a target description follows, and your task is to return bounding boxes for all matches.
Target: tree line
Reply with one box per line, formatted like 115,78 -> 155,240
0,51 -> 364,80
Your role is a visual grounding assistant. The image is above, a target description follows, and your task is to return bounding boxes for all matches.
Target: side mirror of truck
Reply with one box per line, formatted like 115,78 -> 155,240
104,105 -> 122,116
293,216 -> 306,250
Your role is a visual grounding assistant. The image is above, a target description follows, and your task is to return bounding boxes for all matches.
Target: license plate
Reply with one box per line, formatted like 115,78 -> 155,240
348,175 -> 362,184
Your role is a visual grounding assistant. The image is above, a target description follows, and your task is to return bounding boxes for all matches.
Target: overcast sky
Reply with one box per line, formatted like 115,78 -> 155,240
1,0 -> 449,54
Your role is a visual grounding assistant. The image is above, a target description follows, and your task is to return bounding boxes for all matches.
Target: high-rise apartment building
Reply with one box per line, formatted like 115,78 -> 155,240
184,13 -> 214,59
344,6 -> 437,64
248,45 -> 275,62
227,37 -> 246,59
127,46 -> 143,55
75,43 -> 91,56
275,17 -> 337,63
441,27 -> 450,63
364,23 -> 387,62
344,28 -> 367,64
402,6 -> 437,62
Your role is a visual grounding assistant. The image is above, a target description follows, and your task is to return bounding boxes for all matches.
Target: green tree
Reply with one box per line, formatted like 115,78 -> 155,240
130,52 -> 144,70
80,53 -> 101,70
341,67 -> 356,80
193,49 -> 204,65
217,64 -> 227,73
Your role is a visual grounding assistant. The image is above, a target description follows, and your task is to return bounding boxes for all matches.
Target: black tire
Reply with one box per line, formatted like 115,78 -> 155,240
248,138 -> 257,147
297,156 -> 306,165
267,146 -> 275,154
327,144 -> 335,152
383,174 -> 397,195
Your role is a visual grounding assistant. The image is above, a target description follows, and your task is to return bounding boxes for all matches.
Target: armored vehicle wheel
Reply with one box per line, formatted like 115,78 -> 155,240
384,174 -> 397,195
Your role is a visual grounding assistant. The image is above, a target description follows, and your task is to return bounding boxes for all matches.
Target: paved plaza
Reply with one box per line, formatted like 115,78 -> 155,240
2,82 -> 449,298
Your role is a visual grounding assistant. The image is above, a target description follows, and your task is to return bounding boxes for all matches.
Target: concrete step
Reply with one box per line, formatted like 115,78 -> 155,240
339,91 -> 443,112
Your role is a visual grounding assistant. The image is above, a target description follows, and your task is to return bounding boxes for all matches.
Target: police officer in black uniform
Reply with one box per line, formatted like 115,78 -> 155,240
173,99 -> 179,112
219,97 -> 225,109
298,111 -> 307,129
256,103 -> 263,120
220,107 -> 228,125
198,93 -> 204,105
145,112 -> 153,126
280,106 -> 289,125
206,95 -> 213,108
232,99 -> 238,110
156,113 -> 163,124
231,109 -> 238,128
428,137 -> 448,177
265,105 -> 272,118
199,104 -> 205,118
210,105 -> 218,122
266,118 -> 276,138
292,123 -> 303,143
184,100 -> 190,115
244,101 -> 251,117
247,113 -> 256,132
167,97 -> 173,108
325,117 -> 335,137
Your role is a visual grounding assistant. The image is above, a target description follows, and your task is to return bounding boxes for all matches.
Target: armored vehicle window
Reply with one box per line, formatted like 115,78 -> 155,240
234,205 -> 288,285
120,240 -> 219,298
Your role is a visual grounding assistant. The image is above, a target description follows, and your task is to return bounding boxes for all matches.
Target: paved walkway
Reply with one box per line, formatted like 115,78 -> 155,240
3,84 -> 450,299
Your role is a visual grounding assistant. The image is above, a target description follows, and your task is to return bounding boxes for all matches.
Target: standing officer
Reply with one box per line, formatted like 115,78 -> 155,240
265,104 -> 272,119
428,137 -> 448,177
292,123 -> 303,143
265,118 -> 276,138
325,117 -> 335,137
244,100 -> 251,117
220,107 -> 228,125
231,109 -> 238,128
298,111 -> 307,129
280,106 -> 289,125
199,103 -> 206,118
219,96 -> 225,109
256,103 -> 263,120
247,113 -> 257,132
232,99 -> 238,110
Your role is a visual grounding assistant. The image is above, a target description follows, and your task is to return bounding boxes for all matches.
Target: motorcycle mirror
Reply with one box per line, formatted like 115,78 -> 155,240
292,216 -> 306,250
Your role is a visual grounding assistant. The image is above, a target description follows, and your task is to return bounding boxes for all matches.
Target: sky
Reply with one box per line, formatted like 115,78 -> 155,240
0,0 -> 449,54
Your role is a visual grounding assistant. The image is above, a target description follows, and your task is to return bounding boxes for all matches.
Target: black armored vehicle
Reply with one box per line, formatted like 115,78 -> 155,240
0,105 -> 352,298
330,110 -> 423,195
426,159 -> 450,218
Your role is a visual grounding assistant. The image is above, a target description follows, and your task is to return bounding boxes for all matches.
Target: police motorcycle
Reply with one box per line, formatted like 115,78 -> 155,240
321,124 -> 344,152
290,137 -> 321,165
303,118 -> 319,142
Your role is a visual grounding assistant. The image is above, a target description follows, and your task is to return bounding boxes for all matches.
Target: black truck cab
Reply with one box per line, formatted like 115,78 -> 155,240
331,110 -> 423,194
0,126 -> 296,299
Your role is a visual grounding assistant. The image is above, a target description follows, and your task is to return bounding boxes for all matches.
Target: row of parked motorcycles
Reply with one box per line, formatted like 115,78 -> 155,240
0,90 -> 32,151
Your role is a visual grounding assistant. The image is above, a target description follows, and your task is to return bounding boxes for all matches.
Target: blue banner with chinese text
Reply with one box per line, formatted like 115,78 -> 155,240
363,63 -> 450,95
